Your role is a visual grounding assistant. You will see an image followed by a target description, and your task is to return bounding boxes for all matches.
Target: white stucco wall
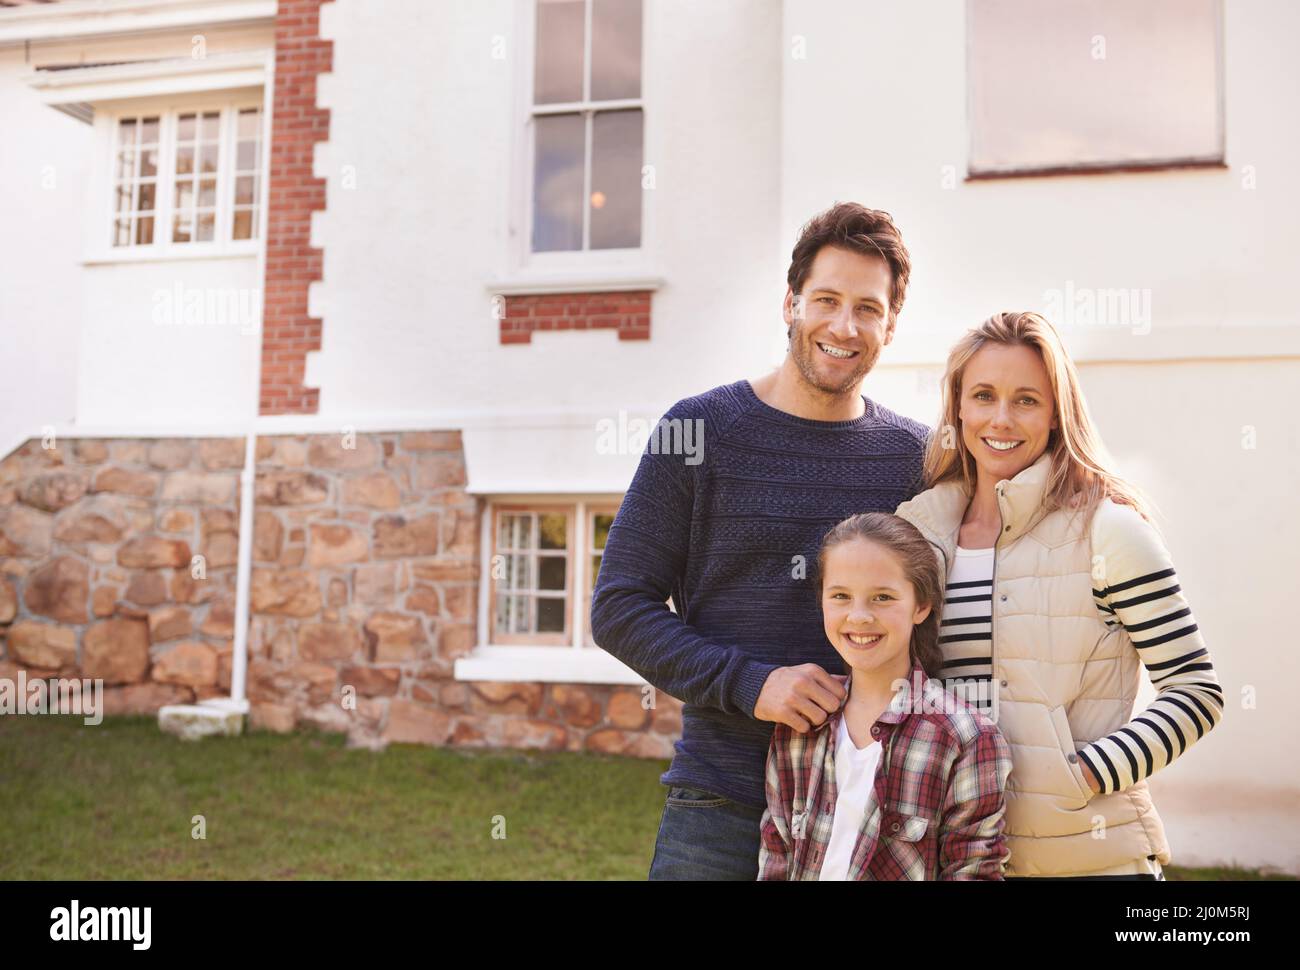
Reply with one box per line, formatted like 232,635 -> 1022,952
308,0 -> 786,420
0,21 -> 273,451
0,47 -> 89,456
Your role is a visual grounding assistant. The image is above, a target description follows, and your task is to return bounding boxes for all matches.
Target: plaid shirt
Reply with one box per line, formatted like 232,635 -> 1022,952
758,661 -> 1012,880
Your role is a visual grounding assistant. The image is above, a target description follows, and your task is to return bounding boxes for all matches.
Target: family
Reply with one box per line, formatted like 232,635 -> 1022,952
587,202 -> 1224,881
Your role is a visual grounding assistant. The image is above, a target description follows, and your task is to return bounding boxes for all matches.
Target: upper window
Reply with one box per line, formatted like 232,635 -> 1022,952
111,102 -> 263,249
967,0 -> 1224,177
529,0 -> 643,252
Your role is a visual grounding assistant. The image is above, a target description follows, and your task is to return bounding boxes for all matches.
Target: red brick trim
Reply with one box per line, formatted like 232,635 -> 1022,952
499,291 -> 652,345
260,0 -> 332,415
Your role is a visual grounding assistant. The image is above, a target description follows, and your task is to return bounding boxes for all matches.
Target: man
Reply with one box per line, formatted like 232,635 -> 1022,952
589,202 -> 930,880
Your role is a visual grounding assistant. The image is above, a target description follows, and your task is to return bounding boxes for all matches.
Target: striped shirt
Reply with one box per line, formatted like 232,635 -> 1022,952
932,505 -> 1224,800
937,545 -> 995,712
1081,502 -> 1225,796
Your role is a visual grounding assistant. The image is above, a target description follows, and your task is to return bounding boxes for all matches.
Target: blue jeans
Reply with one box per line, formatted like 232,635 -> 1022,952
647,785 -> 766,880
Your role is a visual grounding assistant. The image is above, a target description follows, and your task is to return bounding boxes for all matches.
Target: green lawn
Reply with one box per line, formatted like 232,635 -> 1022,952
0,715 -> 1291,881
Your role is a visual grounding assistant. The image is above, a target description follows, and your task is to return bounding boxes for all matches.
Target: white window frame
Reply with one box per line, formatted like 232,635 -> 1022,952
103,95 -> 265,258
456,494 -> 645,685
504,0 -> 658,286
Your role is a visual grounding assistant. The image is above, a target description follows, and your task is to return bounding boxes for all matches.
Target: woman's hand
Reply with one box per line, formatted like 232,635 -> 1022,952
1080,760 -> 1101,794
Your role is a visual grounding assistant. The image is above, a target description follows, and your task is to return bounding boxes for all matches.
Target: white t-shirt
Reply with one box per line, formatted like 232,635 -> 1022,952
818,714 -> 882,881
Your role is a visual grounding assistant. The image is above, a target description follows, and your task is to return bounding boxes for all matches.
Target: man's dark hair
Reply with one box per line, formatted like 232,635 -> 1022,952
786,203 -> 911,325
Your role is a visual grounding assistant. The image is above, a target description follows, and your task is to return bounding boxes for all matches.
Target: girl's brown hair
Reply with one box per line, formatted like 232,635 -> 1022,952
815,512 -> 944,679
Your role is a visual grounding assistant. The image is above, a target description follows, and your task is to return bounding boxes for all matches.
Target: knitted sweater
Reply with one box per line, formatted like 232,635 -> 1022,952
589,379 -> 928,809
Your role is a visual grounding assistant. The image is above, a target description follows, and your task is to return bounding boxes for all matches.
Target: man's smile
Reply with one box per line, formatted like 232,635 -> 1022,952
817,341 -> 859,359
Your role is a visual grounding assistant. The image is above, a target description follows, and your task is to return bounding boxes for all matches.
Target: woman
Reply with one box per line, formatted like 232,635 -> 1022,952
894,311 -> 1224,879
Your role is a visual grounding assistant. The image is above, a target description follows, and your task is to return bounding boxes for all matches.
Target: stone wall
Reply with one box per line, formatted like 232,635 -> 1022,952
0,432 -> 679,758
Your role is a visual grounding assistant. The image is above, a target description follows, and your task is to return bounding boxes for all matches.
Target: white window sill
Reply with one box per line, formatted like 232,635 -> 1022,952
83,245 -> 260,266
454,646 -> 645,685
485,266 -> 665,296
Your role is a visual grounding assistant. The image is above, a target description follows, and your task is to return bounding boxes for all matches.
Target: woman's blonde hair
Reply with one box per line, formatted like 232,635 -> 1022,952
922,311 -> 1153,526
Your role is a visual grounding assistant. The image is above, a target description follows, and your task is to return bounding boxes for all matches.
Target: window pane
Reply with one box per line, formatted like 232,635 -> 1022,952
137,181 -> 156,212
196,212 -> 215,242
532,113 -> 584,251
498,513 -> 530,550
538,555 -> 566,591
534,0 -> 584,104
135,216 -> 154,245
590,109 -> 641,249
495,592 -> 511,631
139,117 -> 159,145
512,595 -> 530,632
237,140 -> 259,171
591,553 -> 602,585
116,150 -> 135,180
176,146 -> 194,176
113,218 -> 130,247
538,513 -> 567,550
173,215 -> 192,243
537,596 -> 566,633
198,179 -> 217,207
175,181 -> 194,210
592,514 -> 614,549
235,176 -> 255,205
233,209 -> 254,240
177,113 -> 196,141
200,143 -> 219,174
591,0 -> 641,100
237,107 -> 261,138
968,0 -> 1222,173
140,148 -> 158,178
115,185 -> 133,213
509,553 -> 531,590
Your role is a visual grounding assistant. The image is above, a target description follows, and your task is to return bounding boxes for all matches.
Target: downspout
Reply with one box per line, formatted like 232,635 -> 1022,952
203,50 -> 275,719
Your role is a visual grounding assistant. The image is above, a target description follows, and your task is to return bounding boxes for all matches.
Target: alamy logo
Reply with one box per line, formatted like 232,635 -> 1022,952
50,900 -> 151,950
0,672 -> 103,725
1043,280 -> 1152,335
595,411 -> 704,466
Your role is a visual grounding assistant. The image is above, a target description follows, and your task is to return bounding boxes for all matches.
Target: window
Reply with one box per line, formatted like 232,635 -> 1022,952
530,0 -> 643,252
967,0 -> 1224,177
486,500 -> 621,648
111,103 -> 263,249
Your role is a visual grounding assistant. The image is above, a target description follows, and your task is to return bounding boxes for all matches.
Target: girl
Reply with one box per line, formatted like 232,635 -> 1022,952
758,512 -> 1012,880
895,311 -> 1224,879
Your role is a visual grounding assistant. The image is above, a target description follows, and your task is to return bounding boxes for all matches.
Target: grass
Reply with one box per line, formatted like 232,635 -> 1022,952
0,715 -> 663,880
0,715 -> 1291,881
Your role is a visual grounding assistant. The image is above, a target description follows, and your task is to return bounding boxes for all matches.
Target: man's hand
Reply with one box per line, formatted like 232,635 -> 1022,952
754,665 -> 848,732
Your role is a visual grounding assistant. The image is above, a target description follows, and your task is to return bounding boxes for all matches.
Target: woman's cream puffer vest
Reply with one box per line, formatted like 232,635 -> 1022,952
894,453 -> 1170,877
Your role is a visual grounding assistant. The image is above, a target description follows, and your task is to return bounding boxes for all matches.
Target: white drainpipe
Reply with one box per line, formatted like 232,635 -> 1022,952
161,53 -> 274,735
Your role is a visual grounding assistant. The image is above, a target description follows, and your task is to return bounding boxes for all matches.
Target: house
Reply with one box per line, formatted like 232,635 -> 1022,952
1,0 -> 1297,873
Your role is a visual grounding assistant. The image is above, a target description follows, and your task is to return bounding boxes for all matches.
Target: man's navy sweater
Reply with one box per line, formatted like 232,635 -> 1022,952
589,379 -> 930,810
